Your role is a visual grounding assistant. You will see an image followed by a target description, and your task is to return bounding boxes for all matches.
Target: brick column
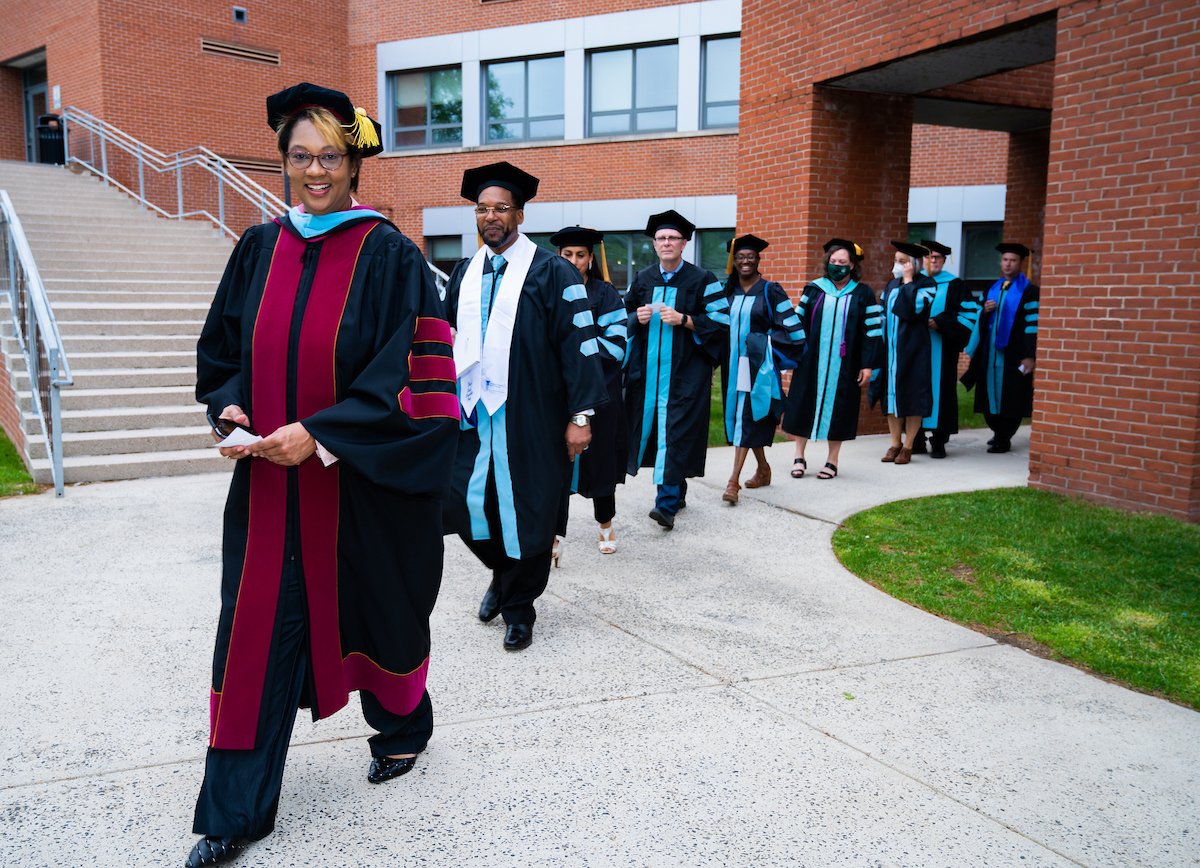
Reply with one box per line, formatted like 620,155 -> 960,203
1030,0 -> 1200,520
1003,128 -> 1050,283
738,84 -> 913,436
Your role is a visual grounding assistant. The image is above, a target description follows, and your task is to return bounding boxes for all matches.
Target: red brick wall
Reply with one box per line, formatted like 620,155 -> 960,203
910,125 -> 1009,187
927,61 -> 1056,110
0,68 -> 26,161
1003,128 -> 1050,282
1030,0 -> 1200,520
0,358 -> 27,461
362,134 -> 738,252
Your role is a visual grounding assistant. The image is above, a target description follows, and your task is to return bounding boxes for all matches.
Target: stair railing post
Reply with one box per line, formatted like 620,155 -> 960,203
137,143 -> 146,209
217,159 -> 225,231
61,112 -> 70,167
100,133 -> 109,188
176,154 -> 184,220
49,347 -> 64,496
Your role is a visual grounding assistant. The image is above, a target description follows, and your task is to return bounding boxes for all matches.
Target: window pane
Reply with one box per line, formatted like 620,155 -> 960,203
528,56 -> 564,117
694,230 -> 731,275
487,120 -> 523,142
393,128 -> 427,148
907,223 -> 935,247
528,118 -> 564,139
704,104 -> 738,128
635,44 -> 677,110
427,236 -> 462,259
635,109 -> 676,131
592,113 -> 631,135
591,50 -> 632,113
430,68 -> 462,124
704,37 -> 740,105
527,233 -> 557,254
432,126 -> 462,145
487,61 -> 525,121
962,222 -> 1004,281
392,72 -> 425,110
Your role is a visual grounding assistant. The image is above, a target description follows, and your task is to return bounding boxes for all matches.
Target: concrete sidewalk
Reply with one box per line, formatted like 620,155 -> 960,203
1,427 -> 1196,866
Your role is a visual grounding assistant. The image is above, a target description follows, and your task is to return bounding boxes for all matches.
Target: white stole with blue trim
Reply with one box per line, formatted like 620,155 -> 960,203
454,233 -> 536,416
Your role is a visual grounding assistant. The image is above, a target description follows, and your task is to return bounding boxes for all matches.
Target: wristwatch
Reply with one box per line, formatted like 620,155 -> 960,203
570,413 -> 591,427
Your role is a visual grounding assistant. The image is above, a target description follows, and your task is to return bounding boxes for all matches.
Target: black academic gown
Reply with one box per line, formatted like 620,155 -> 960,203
624,260 -> 728,484
923,273 -> 975,436
576,277 -> 628,498
869,274 -> 936,418
443,243 -> 607,560
964,278 -> 1040,419
195,212 -> 458,754
724,278 -> 805,448
782,279 -> 881,442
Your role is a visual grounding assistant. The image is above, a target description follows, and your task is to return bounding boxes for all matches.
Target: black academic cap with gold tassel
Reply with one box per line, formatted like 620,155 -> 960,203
266,82 -> 384,157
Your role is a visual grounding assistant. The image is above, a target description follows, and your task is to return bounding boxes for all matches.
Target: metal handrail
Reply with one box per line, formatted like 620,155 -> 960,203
61,106 -> 287,239
1,190 -> 72,495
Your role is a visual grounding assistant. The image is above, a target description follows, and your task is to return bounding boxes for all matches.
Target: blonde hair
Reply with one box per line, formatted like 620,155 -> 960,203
275,106 -> 348,155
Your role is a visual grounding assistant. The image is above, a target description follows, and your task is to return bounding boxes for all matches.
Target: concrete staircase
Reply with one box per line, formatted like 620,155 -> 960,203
0,160 -> 235,484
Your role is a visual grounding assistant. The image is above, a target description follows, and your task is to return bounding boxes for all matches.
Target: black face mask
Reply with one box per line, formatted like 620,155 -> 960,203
826,263 -> 852,281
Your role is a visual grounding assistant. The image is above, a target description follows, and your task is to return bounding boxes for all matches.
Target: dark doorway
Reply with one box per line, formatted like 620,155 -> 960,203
23,63 -> 48,163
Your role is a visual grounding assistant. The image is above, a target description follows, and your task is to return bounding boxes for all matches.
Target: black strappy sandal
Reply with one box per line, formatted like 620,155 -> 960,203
790,457 -> 807,479
816,462 -> 838,480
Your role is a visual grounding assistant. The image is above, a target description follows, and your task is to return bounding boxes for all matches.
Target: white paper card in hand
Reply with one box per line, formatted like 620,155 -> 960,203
737,357 -> 752,392
216,428 -> 263,448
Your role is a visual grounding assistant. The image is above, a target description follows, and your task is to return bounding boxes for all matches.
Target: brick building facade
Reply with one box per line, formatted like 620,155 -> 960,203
2,0 -> 1196,519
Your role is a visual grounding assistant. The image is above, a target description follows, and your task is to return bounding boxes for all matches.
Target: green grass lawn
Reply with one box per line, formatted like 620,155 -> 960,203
958,381 -> 986,429
0,428 -> 39,497
833,487 -> 1200,709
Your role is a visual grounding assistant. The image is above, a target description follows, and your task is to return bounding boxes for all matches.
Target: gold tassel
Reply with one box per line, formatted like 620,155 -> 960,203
346,107 -> 380,150
598,239 -> 611,284
725,230 -> 736,276
853,242 -> 863,259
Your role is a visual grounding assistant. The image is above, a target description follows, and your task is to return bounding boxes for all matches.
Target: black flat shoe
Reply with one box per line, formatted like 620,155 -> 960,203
503,623 -> 533,651
648,508 -> 675,530
930,442 -> 947,459
987,441 -> 1011,453
186,836 -> 247,867
368,754 -> 417,784
478,585 -> 501,623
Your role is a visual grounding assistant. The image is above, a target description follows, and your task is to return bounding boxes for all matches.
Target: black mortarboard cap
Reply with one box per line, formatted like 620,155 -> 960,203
996,242 -> 1030,258
891,240 -> 930,259
921,239 -> 952,256
550,226 -> 604,248
644,210 -> 696,240
727,234 -> 769,254
460,161 -> 539,206
266,82 -> 383,157
823,238 -> 863,260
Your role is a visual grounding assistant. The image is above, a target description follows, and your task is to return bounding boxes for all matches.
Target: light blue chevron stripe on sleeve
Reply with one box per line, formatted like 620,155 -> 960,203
597,309 -> 625,327
1024,300 -> 1040,310
562,283 -> 587,302
604,322 -> 628,339
572,310 -> 595,329
775,299 -> 794,314
782,314 -> 801,328
598,337 -> 625,362
579,337 -> 599,356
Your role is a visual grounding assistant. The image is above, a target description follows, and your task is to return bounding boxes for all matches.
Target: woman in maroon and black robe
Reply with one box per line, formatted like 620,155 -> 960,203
188,83 -> 458,867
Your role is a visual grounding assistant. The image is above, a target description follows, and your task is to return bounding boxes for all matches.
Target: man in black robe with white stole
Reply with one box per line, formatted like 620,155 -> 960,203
963,242 -> 1040,453
625,210 -> 728,530
444,162 -> 606,651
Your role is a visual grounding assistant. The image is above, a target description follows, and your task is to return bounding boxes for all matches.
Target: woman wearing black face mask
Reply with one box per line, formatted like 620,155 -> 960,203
781,238 -> 882,480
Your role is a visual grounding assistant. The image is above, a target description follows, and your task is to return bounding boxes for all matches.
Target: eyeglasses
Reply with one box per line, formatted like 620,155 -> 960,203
286,150 -> 345,170
654,235 -> 684,244
473,204 -> 516,216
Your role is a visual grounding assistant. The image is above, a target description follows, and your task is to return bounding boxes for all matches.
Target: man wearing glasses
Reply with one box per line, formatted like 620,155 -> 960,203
624,210 -> 729,530
443,161 -> 606,651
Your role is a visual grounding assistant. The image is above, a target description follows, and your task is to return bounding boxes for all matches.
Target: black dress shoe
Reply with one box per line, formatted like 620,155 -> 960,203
478,586 -> 501,623
186,836 -> 247,867
930,441 -> 947,459
503,623 -> 533,651
648,508 -> 675,530
987,441 -> 1011,453
911,436 -> 928,455
368,754 -> 417,784
987,436 -> 996,446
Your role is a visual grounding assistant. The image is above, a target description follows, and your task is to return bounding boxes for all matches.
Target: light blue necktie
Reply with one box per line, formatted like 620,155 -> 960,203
482,253 -> 506,339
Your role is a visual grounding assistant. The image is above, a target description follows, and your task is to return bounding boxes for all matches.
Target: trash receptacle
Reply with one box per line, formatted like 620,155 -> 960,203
36,114 -> 64,165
